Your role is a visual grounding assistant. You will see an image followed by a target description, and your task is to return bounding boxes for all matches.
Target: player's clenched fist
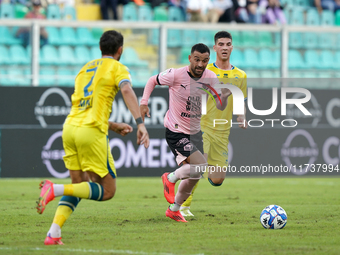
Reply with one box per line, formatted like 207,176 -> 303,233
140,105 -> 150,122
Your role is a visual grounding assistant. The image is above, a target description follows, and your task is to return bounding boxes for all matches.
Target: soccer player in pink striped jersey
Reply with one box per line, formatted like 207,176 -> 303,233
140,43 -> 232,222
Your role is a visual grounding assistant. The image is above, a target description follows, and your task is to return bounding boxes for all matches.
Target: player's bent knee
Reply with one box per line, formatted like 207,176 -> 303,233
208,177 -> 224,187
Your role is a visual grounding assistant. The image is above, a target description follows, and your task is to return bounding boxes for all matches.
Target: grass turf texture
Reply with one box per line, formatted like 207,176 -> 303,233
0,177 -> 339,255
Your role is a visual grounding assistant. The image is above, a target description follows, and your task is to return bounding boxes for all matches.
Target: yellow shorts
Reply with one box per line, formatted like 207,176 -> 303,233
203,130 -> 229,167
62,123 -> 116,178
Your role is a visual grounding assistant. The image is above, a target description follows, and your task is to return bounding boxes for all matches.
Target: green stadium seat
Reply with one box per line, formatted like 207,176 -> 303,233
168,6 -> 184,22
243,49 -> 259,69
289,71 -> 304,78
290,8 -> 304,25
39,67 -> 56,86
289,32 -> 303,49
197,30 -> 214,47
259,49 -> 274,69
245,70 -> 261,78
334,51 -> 340,69
0,69 -> 9,86
90,46 -> 101,59
258,31 -> 273,47
121,47 -> 147,67
60,27 -> 77,46
0,3 -> 14,18
15,4 -> 29,19
59,45 -> 77,65
321,10 -> 334,26
209,52 -> 216,64
76,27 -> 97,46
319,50 -> 335,69
6,68 -> 27,86
57,67 -> 75,86
10,45 -> 29,65
0,45 -> 10,65
319,33 -> 334,49
306,8 -> 320,26
230,49 -> 244,68
123,3 -> 137,21
295,0 -> 311,8
230,31 -> 240,47
91,27 -> 103,41
335,10 -> 340,25
75,45 -> 91,65
288,50 -> 305,69
0,26 -> 22,45
304,50 -> 319,68
45,27 -> 61,45
153,6 -> 168,21
47,4 -> 61,19
167,29 -> 181,48
180,47 -> 191,64
304,32 -> 317,49
182,30 -> 197,48
335,34 -> 340,49
41,45 -> 59,65
138,4 -> 152,21
241,31 -> 257,47
62,6 -> 76,20
303,71 -> 317,78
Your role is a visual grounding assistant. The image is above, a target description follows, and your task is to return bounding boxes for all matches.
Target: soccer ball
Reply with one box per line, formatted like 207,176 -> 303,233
260,205 -> 287,229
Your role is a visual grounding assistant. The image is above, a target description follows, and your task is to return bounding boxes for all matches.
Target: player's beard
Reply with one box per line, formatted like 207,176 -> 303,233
192,67 -> 204,77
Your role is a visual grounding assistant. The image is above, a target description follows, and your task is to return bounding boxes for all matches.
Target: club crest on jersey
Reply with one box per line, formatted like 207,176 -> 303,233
183,143 -> 193,151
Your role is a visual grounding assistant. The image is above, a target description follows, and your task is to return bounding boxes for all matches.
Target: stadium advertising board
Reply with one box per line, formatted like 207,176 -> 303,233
0,86 -> 338,177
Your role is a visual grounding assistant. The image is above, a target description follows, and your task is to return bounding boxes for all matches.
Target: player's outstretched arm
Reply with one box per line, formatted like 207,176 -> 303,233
108,121 -> 133,136
140,75 -> 159,121
120,81 -> 150,148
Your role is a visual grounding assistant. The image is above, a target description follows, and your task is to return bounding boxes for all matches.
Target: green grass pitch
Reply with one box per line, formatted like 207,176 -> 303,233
0,177 -> 339,255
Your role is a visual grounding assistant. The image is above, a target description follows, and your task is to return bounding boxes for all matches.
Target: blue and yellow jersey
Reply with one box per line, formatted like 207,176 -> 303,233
201,63 -> 247,134
65,56 -> 131,135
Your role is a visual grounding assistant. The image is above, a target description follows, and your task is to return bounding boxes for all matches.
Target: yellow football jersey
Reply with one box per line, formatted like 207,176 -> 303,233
65,57 -> 131,135
201,63 -> 247,133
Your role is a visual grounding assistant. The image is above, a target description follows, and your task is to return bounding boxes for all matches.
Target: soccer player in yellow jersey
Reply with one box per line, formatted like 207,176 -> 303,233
180,31 -> 248,217
36,30 -> 150,245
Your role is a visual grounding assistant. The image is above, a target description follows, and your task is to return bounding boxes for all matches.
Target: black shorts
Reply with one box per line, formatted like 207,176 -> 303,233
165,128 -> 204,165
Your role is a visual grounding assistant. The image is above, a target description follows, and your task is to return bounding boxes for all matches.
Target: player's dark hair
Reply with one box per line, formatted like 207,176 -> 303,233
214,31 -> 232,43
191,43 -> 210,55
100,30 -> 124,56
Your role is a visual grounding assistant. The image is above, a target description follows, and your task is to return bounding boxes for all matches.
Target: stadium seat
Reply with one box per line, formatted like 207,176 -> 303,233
76,27 -> 97,46
153,6 -> 168,21
7,67 -> 29,86
245,70 -> 261,78
290,8 -> 304,25
295,0 -> 311,8
230,49 -> 244,68
303,32 -> 318,49
39,67 -> 56,86
138,4 -> 152,21
123,3 -> 137,21
41,45 -> 59,65
0,3 -> 14,18
335,10 -> 340,25
10,45 -> 29,65
289,32 -> 303,49
334,51 -> 340,69
240,31 -> 257,47
258,49 -> 274,69
258,31 -> 273,47
230,31 -> 241,46
319,33 -> 334,49
45,27 -> 61,45
60,27 -> 77,46
306,8 -> 320,26
47,4 -> 61,19
121,47 -> 147,67
57,67 -> 75,86
319,50 -> 335,69
15,4 -> 29,19
0,26 -> 22,45
168,6 -> 184,22
0,45 -> 10,65
74,45 -> 91,65
335,34 -> 340,50
91,27 -> 103,41
182,30 -> 197,48
288,50 -> 305,69
63,6 -> 76,20
167,29 -> 181,48
180,47 -> 191,64
243,49 -> 259,69
304,50 -> 319,68
197,30 -> 214,47
90,46 -> 101,59
321,10 -> 334,26
59,45 -> 77,65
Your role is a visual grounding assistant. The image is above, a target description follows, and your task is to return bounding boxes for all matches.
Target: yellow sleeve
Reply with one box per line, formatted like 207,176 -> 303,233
115,64 -> 132,87
241,73 -> 247,100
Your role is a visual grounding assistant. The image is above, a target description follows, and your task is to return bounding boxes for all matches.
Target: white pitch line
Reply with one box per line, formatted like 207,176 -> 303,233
0,247 -> 204,255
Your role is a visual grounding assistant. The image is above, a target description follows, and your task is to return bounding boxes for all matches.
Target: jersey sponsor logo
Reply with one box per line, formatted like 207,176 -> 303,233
35,88 -> 71,128
78,97 -> 93,110
176,138 -> 190,146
